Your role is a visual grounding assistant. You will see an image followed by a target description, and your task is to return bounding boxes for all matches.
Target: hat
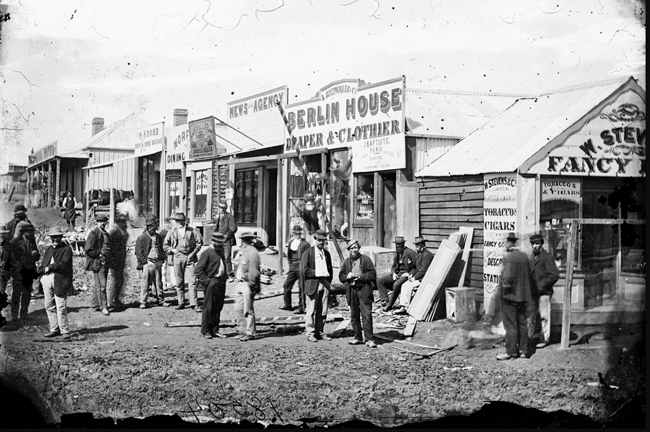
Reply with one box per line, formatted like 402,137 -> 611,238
347,239 -> 360,250
529,234 -> 544,244
506,232 -> 518,242
239,230 -> 257,239
414,236 -> 427,245
145,215 -> 158,226
211,232 -> 226,243
47,226 -> 65,237
14,204 -> 27,213
218,202 -> 227,209
392,236 -> 405,244
164,216 -> 173,222
173,212 -> 187,221
17,221 -> 35,232
95,214 -> 108,222
313,229 -> 328,240
0,224 -> 9,234
303,191 -> 315,201
291,225 -> 303,233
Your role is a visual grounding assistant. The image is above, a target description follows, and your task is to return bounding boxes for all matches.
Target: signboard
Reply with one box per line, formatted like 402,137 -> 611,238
527,90 -> 646,177
135,122 -> 164,157
165,169 -> 182,182
227,86 -> 288,147
541,179 -> 581,204
189,117 -> 226,160
283,77 -> 406,173
211,161 -> 232,218
30,141 -> 58,166
482,173 -> 518,311
165,124 -> 191,170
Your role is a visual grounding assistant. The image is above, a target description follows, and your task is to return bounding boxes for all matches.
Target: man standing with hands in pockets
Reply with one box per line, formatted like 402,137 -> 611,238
301,229 -> 333,343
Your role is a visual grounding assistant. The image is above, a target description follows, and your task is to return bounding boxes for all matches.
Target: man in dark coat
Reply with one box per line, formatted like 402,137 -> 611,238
84,214 -> 112,316
281,225 -> 310,313
395,236 -> 435,309
6,204 -> 31,239
215,201 -> 238,283
301,229 -> 333,342
529,233 -> 560,349
496,232 -> 536,360
108,214 -> 129,310
10,221 -> 40,321
41,226 -> 73,339
377,236 -> 417,310
339,239 -> 377,348
135,215 -> 167,309
195,232 -> 228,339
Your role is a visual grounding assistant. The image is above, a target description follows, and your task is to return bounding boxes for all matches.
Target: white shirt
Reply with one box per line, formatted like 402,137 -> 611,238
314,246 -> 329,277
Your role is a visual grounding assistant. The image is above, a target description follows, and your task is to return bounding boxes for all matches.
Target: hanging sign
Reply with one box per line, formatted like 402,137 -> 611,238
189,117 -> 226,160
541,179 -> 581,203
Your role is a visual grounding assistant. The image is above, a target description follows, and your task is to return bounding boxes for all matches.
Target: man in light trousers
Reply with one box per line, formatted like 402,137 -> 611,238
234,231 -> 260,341
41,226 -> 73,339
163,212 -> 202,311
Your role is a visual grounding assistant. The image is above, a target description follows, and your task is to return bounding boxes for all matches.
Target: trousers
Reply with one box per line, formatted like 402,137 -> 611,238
91,267 -> 108,310
11,274 -> 34,319
140,261 -> 164,304
305,285 -> 329,337
502,299 -> 528,357
376,273 -> 408,303
234,282 -> 256,335
108,257 -> 125,307
282,263 -> 304,310
173,254 -> 197,307
41,273 -> 69,334
538,294 -> 552,343
201,278 -> 226,336
348,286 -> 373,342
223,241 -> 234,278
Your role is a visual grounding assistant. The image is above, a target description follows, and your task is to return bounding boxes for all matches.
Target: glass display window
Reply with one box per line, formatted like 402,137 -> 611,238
194,169 -> 208,219
354,173 -> 374,223
234,168 -> 258,224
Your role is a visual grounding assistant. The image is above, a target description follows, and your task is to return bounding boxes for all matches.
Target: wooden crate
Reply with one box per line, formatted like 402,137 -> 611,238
445,287 -> 477,323
359,246 -> 395,276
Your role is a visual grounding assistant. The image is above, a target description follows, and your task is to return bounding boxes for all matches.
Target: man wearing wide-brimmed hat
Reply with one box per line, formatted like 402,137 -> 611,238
339,239 -> 377,347
195,232 -> 228,339
163,212 -> 203,311
528,233 -> 559,349
496,232 -> 536,361
9,221 -> 40,321
394,236 -> 434,310
376,236 -> 417,311
41,226 -> 73,339
281,225 -> 310,313
215,201 -> 238,283
136,215 -> 168,309
301,229 -> 333,342
108,214 -> 129,310
84,214 -> 112,316
234,231 -> 260,341
6,203 -> 31,239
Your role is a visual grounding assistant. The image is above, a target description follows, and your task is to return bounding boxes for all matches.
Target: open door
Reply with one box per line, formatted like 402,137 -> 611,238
381,172 -> 397,247
266,168 -> 278,247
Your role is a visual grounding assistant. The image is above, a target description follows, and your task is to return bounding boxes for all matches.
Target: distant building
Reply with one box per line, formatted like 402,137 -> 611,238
0,163 -> 28,195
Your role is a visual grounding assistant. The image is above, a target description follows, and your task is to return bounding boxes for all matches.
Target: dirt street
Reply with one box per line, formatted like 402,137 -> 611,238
0,205 -> 645,428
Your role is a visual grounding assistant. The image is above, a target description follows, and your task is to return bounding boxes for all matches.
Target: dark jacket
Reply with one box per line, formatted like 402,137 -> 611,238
498,248 -> 535,303
85,226 -> 111,271
41,243 -> 73,297
163,226 -> 202,263
215,212 -> 238,246
135,231 -> 164,270
286,237 -> 311,268
237,244 -> 261,294
10,236 -> 40,279
531,249 -> 560,296
195,245 -> 226,289
108,224 -> 128,268
302,246 -> 333,296
6,215 -> 32,239
339,254 -> 376,305
413,248 -> 434,281
391,247 -> 417,276
0,239 -> 11,277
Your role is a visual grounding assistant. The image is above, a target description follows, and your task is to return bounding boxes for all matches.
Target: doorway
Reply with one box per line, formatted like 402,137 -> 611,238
381,172 -> 397,247
266,168 -> 278,247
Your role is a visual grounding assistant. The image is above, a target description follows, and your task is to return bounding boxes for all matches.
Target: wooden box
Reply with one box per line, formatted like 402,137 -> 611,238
445,287 -> 477,323
359,246 -> 395,276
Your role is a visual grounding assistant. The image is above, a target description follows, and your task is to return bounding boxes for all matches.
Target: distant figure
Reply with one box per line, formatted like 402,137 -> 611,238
234,231 -> 261,342
215,201 -> 238,283
195,232 -> 228,339
41,226 -> 73,340
9,221 -> 40,322
108,214 -> 129,310
85,214 -> 112,316
281,225 -> 310,314
159,216 -> 176,291
62,191 -> 77,230
528,233 -> 559,349
301,229 -> 333,343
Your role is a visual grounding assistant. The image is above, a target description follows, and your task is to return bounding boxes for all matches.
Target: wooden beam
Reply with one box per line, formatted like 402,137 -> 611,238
277,158 -> 284,275
560,221 -> 577,349
562,218 -> 646,225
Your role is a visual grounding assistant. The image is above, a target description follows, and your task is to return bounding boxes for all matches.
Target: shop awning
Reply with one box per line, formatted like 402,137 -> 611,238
82,154 -> 138,170
415,77 -> 631,177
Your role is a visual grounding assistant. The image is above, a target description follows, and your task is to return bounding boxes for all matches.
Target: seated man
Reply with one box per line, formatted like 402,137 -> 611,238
398,236 -> 434,308
376,236 -> 417,311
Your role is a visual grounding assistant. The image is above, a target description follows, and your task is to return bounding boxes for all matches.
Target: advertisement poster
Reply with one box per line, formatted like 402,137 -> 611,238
482,173 -> 518,311
165,124 -> 190,170
283,77 -> 405,173
135,122 -> 164,157
189,117 -> 225,160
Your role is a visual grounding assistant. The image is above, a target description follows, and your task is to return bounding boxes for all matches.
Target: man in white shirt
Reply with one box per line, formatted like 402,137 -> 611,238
301,229 -> 333,342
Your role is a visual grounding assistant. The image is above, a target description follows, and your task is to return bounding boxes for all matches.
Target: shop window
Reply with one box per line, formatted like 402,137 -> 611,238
138,157 -> 155,214
168,180 -> 181,215
194,169 -> 208,219
539,178 -> 581,270
354,173 -> 374,223
234,169 -> 258,224
327,150 -> 353,238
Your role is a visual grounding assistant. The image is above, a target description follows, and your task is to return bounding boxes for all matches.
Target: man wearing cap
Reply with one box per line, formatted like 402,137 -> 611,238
136,215 -> 168,309
396,236 -> 434,309
6,204 -> 31,239
298,191 -> 321,245
301,229 -> 333,342
281,225 -> 310,313
41,227 -> 73,339
195,232 -> 228,339
9,221 -> 40,321
108,214 -> 129,310
376,236 -> 417,310
339,239 -> 377,347
84,214 -> 112,316
496,232 -> 536,361
528,233 -> 559,349
234,231 -> 261,341
215,201 -> 238,283
163,212 -> 203,311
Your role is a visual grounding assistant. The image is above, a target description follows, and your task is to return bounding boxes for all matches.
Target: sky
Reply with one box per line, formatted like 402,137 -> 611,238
0,0 -> 645,172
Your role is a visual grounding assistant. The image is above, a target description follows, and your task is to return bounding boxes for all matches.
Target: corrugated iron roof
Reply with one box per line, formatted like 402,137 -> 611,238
405,89 -> 524,138
80,113 -> 150,151
415,77 -> 632,177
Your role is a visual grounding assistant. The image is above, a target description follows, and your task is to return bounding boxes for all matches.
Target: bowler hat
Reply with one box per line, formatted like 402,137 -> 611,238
347,239 -> 360,250
313,229 -> 328,240
17,221 -> 35,232
0,224 -> 8,234
218,202 -> 227,209
291,225 -> 303,233
47,226 -> 65,237
173,212 -> 187,221
211,232 -> 226,243
529,234 -> 544,244
14,204 -> 27,213
95,214 -> 108,222
414,236 -> 427,245
145,215 -> 158,226
506,232 -> 518,242
239,230 -> 257,239
392,236 -> 405,244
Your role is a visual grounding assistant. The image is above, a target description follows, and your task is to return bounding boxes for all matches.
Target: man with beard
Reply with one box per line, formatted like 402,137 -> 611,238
195,232 -> 228,339
528,233 -> 559,349
280,225 -> 310,313
85,214 -> 112,316
377,236 -> 417,310
301,229 -> 333,343
338,239 -> 377,348
135,215 -> 168,309
214,201 -> 238,283
10,221 -> 40,322
41,226 -> 73,339
108,214 -> 129,311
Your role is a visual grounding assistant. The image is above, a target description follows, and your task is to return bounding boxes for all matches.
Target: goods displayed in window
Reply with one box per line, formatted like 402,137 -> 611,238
355,174 -> 374,220
235,169 -> 258,224
194,170 -> 208,219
